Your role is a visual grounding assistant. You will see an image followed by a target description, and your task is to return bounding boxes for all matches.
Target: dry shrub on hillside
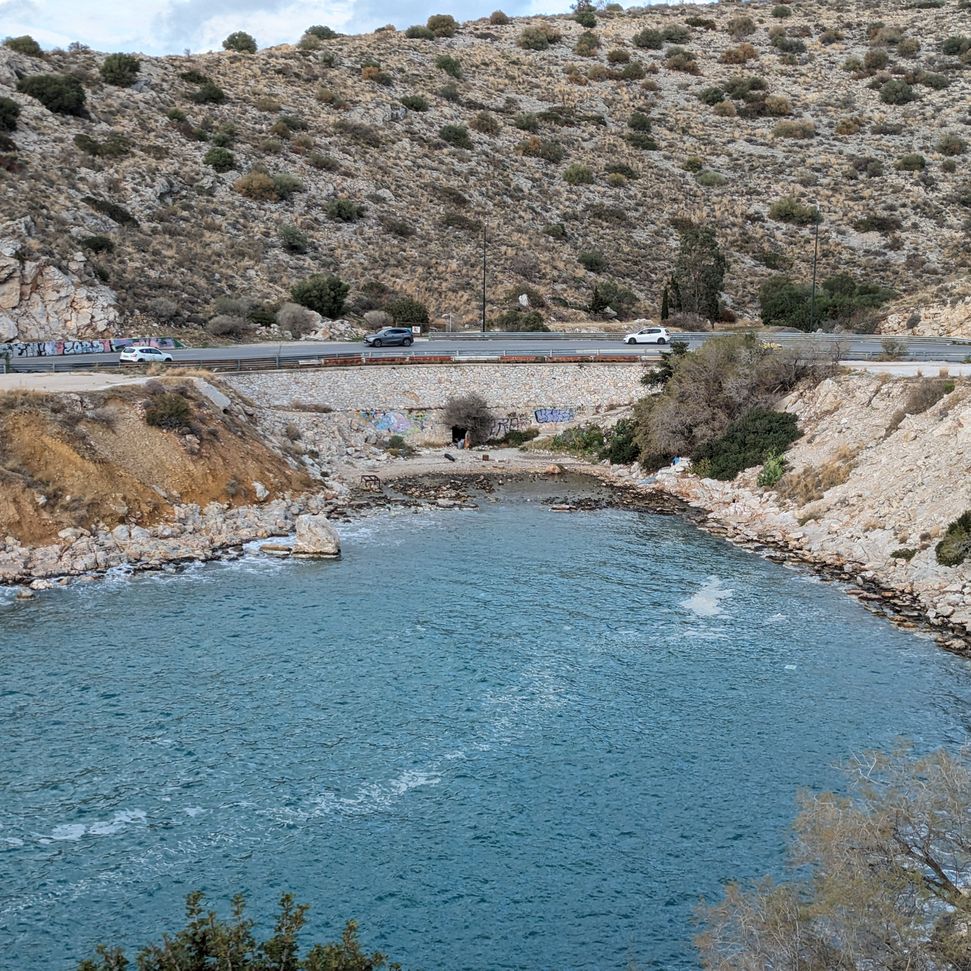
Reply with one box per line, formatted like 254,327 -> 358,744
884,378 -> 954,436
774,445 -> 857,505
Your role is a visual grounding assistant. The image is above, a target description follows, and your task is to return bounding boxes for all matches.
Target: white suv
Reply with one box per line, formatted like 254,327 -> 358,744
119,346 -> 174,363
624,326 -> 669,345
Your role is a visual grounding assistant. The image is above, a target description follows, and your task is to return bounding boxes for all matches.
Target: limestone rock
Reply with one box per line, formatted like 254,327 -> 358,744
292,514 -> 341,558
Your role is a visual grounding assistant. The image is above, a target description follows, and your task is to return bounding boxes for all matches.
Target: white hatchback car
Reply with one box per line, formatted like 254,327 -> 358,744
119,346 -> 174,363
624,326 -> 670,345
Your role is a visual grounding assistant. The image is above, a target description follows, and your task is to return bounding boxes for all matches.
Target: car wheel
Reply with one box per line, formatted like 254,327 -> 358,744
372,339 -> 382,347
626,337 -> 637,344
657,337 -> 667,344
403,337 -> 414,347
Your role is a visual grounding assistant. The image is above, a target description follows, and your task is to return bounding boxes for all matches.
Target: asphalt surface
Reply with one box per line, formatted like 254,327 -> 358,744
6,331 -> 970,371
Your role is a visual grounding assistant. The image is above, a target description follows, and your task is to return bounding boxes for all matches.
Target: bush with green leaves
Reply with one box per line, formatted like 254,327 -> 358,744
590,279 -> 637,316
518,135 -> 563,162
936,511 -> 971,566
490,10 -> 510,24
759,273 -> 893,331
427,13 -> 458,37
16,73 -> 86,116
326,197 -> 365,221
578,249 -> 607,273
691,408 -> 800,480
563,162 -> 593,186
880,78 -> 915,104
550,423 -> 606,457
100,53 -> 140,87
83,196 -> 138,226
306,24 -> 338,40
279,224 -> 309,253
600,418 -> 640,465
292,273 -> 349,318
190,80 -> 226,104
574,31 -> 600,56
400,94 -> 428,111
77,892 -> 394,971
0,96 -> 21,132
768,196 -> 819,226
757,451 -> 786,487
404,25 -> 435,39
490,308 -> 549,331
439,124 -> 472,149
896,152 -> 926,171
471,112 -> 499,135
144,392 -> 192,430
384,296 -> 429,325
632,27 -> 663,49
4,35 -> 42,56
203,146 -> 235,172
80,235 -> 114,254
435,54 -> 462,78
518,25 -> 560,50
223,31 -> 257,53
938,133 -> 967,156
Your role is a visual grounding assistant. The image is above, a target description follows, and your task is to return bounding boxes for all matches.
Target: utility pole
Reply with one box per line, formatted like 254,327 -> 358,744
809,204 -> 820,332
481,223 -> 487,334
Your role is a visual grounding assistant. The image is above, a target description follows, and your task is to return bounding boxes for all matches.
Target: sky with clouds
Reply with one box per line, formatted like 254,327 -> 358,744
0,0 -> 610,55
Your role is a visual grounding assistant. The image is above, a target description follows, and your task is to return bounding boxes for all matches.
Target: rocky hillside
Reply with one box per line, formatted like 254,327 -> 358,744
1,0 -> 970,340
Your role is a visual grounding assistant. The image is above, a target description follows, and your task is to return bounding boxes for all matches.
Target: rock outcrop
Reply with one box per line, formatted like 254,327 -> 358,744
292,514 -> 341,557
0,239 -> 119,341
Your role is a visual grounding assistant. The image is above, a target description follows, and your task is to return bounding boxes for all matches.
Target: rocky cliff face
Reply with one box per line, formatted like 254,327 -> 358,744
0,238 -> 119,341
1,0 -> 969,339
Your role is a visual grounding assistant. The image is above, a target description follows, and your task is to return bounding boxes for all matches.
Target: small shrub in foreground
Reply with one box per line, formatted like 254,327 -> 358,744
691,409 -> 800,480
936,511 -> 971,566
144,392 -> 192,429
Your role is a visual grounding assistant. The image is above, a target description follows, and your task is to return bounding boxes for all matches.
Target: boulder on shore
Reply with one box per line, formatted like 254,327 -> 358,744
292,514 -> 341,558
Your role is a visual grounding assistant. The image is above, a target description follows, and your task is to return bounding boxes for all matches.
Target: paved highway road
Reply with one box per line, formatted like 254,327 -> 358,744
6,331 -> 970,371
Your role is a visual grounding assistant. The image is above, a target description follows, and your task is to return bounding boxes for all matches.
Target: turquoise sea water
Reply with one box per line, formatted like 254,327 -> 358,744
2,486 -> 971,970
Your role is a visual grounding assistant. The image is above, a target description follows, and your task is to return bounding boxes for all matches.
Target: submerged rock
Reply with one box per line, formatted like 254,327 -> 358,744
292,515 -> 341,558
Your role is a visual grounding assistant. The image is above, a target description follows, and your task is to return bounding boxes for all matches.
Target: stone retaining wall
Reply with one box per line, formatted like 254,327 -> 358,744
229,362 -> 645,415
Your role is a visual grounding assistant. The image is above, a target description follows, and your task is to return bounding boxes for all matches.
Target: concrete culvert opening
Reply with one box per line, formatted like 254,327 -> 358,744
451,426 -> 467,444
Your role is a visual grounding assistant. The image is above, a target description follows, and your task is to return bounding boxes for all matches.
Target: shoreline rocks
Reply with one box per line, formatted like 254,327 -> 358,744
292,515 -> 341,558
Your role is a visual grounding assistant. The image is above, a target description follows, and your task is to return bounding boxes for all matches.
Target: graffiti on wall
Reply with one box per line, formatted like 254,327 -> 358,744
8,337 -> 178,358
357,410 -> 429,435
487,413 -> 531,438
534,407 -> 576,424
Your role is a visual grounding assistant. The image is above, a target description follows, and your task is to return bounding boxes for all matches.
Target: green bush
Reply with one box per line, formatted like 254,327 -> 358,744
662,24 -> 692,43
632,27 -> 663,49
563,162 -> 593,185
144,392 -> 192,429
291,273 -> 349,318
400,94 -> 429,111
600,418 -> 640,464
590,279 -> 637,316
575,9 -> 597,28
438,83 -> 460,102
938,133 -> 967,156
550,423 -> 606,457
471,111 -> 499,135
80,235 -> 114,254
759,273 -> 893,331
305,25 -> 338,39
4,35 -> 42,56
77,893 -> 394,970
435,54 -> 462,78
190,80 -> 226,104
279,224 -> 309,252
203,146 -> 235,172
628,110 -> 652,132
941,34 -> 971,55
491,308 -> 549,331
16,73 -> 86,115
757,451 -> 786,486
880,79 -> 915,104
440,124 -> 472,149
574,31 -> 601,56
82,196 -> 138,226
427,14 -> 458,37
100,53 -> 140,87
897,152 -> 926,171
518,25 -> 560,50
74,132 -> 131,158
769,196 -> 819,225
404,25 -> 435,39
223,31 -> 257,53
772,4 -> 792,16
326,197 -> 365,221
0,97 -> 21,132
518,136 -> 564,162
578,249 -> 607,273
490,10 -> 511,25
384,296 -> 429,324
626,131 -> 658,150
935,511 -> 971,566
691,408 -> 800,480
